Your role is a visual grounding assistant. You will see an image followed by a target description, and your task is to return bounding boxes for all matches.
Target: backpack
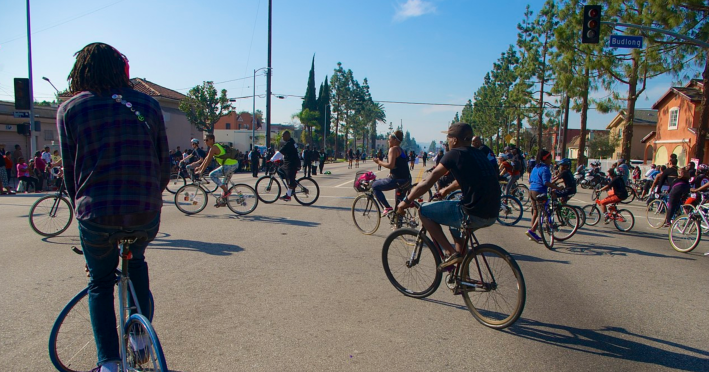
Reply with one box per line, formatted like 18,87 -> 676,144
512,157 -> 523,172
353,171 -> 376,192
519,154 -> 526,173
215,143 -> 238,161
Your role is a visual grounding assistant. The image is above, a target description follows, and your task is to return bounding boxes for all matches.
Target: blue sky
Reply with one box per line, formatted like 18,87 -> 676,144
0,0 -> 687,146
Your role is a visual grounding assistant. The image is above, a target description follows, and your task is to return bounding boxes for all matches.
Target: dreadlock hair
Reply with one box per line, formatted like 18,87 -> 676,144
68,43 -> 131,95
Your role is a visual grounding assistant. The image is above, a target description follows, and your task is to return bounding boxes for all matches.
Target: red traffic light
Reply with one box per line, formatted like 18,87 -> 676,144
588,20 -> 598,29
588,8 -> 599,18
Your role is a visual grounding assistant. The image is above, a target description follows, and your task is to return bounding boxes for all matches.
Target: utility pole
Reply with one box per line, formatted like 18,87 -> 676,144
26,0 -> 37,156
265,0 -> 273,148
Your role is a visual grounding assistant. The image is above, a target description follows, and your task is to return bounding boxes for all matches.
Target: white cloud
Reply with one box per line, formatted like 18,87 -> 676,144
393,0 -> 436,22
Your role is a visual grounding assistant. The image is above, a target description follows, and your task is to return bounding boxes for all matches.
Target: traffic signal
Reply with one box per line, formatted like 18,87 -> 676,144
14,78 -> 31,110
17,124 -> 29,136
582,5 -> 602,44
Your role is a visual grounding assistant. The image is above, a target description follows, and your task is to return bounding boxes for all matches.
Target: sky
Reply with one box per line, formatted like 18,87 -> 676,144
0,0 -> 695,147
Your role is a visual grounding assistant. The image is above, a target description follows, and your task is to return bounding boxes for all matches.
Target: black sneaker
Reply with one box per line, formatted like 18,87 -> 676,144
437,252 -> 462,272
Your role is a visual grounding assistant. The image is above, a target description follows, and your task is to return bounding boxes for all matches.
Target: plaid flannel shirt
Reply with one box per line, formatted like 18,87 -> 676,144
57,88 -> 170,221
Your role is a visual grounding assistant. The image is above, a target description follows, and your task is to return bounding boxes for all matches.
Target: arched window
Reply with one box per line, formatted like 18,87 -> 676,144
672,145 -> 686,166
654,146 -> 668,165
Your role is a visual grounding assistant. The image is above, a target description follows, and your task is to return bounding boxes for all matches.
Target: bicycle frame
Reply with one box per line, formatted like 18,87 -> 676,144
117,239 -> 144,371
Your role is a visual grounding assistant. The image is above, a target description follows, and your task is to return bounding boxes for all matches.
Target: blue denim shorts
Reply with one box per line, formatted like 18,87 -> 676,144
419,200 -> 464,228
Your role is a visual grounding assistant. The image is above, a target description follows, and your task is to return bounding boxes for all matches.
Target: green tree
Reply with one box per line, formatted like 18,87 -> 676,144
330,63 -> 348,159
588,132 -> 620,158
302,56 -> 318,113
293,108 -> 319,145
428,140 -> 437,153
178,81 -> 232,134
316,78 -> 331,149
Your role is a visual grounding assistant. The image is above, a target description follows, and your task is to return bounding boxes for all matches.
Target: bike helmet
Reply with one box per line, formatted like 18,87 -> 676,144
557,158 -> 571,166
191,138 -> 199,144
698,164 -> 709,173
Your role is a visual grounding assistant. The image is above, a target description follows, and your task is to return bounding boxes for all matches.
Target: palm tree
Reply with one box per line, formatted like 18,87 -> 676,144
292,109 -> 320,145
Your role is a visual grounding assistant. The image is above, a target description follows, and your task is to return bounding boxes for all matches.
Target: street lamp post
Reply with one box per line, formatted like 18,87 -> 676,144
42,77 -> 60,94
323,104 -> 329,152
252,67 -> 270,151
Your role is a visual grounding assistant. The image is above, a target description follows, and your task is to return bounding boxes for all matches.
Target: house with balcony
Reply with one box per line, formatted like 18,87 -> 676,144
605,109 -> 657,161
642,79 -> 704,166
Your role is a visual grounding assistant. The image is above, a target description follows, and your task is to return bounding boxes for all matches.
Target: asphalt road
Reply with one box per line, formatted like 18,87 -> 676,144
1,161 -> 707,371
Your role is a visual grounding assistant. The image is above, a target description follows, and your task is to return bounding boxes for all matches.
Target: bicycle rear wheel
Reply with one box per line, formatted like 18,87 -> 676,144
613,209 -> 635,231
255,176 -> 281,203
382,228 -> 442,298
572,205 -> 586,228
293,177 -> 320,205
125,314 -> 168,371
174,184 -> 208,214
621,186 -> 635,204
352,194 -> 381,234
226,183 -> 259,215
513,184 -> 531,210
553,205 -> 580,241
582,204 -> 601,226
460,244 -> 526,330
669,215 -> 701,253
29,195 -> 73,237
165,172 -> 185,194
646,199 -> 667,228
49,288 -> 155,372
497,195 -> 523,226
538,207 -> 555,249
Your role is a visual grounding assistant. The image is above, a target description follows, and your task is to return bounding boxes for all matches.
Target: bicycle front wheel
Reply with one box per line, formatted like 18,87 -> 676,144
460,244 -> 526,330
352,194 -> 381,234
255,176 -> 281,203
382,228 -> 442,298
582,204 -> 601,226
553,205 -> 580,241
669,215 -> 701,253
29,195 -> 73,237
174,184 -> 208,214
226,183 -> 259,215
165,172 -> 185,194
293,177 -> 320,205
48,288 -> 94,372
538,207 -> 555,249
497,195 -> 523,226
613,209 -> 635,232
125,314 -> 168,372
646,199 -> 667,229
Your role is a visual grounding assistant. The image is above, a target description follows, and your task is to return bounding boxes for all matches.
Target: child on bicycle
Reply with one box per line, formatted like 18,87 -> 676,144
597,168 -> 628,223
551,158 -> 576,204
396,123 -> 499,270
526,150 -> 563,243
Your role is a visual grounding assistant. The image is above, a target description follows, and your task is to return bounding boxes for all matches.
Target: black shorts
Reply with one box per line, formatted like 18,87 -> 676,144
555,189 -> 575,199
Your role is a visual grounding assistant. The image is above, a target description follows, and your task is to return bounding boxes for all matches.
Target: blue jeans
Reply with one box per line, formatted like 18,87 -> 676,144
209,163 -> 239,187
78,214 -> 160,366
372,177 -> 410,209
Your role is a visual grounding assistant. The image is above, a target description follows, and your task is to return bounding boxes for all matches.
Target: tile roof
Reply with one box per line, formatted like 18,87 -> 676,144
58,78 -> 186,101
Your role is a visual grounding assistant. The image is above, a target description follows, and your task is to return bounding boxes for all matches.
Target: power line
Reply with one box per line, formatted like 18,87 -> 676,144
174,75 -> 254,91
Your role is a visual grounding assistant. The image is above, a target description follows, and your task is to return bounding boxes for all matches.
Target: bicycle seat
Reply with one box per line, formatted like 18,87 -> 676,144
109,230 -> 150,244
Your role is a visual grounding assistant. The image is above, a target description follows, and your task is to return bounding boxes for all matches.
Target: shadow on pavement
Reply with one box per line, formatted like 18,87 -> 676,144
505,318 -> 709,371
511,253 -> 571,264
307,204 -> 353,212
149,236 -> 243,256
420,298 -> 468,311
237,215 -> 320,227
552,242 -> 694,260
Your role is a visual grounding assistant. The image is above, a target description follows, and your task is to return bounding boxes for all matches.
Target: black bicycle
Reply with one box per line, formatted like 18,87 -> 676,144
29,178 -> 74,237
255,161 -> 320,205
382,201 -> 526,330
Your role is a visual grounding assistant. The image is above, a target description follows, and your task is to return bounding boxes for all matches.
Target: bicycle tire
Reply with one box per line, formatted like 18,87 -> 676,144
621,186 -> 635,204
646,199 -> 667,229
497,195 -> 523,226
582,204 -> 601,226
352,194 -> 381,235
255,176 -> 281,203
293,177 -> 320,206
613,209 -> 635,232
125,314 -> 168,371
669,215 -> 701,253
165,172 -> 185,194
447,190 -> 462,201
513,184 -> 531,209
49,288 -> 155,372
226,183 -> 259,215
29,195 -> 73,237
572,205 -> 586,228
553,205 -> 580,241
460,244 -> 526,330
381,228 -> 442,298
174,184 -> 208,214
538,207 -> 555,249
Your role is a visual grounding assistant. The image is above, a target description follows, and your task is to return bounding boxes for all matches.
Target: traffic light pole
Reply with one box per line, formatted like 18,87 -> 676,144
26,0 -> 37,156
602,21 -> 709,49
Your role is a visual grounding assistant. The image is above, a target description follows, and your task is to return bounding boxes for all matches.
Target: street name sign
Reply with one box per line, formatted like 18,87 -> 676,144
609,35 -> 643,49
13,111 -> 30,118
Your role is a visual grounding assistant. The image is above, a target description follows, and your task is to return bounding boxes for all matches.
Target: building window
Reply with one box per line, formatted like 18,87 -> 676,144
618,128 -> 622,139
44,130 -> 54,140
668,107 -> 679,130
226,123 -> 231,129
